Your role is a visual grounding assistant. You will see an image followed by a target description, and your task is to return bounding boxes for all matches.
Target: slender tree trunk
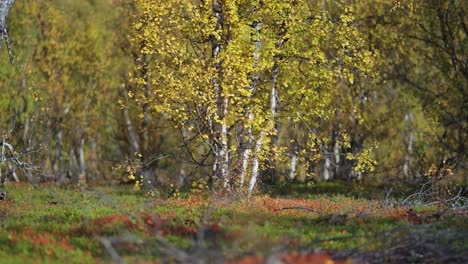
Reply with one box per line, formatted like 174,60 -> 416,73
240,21 -> 262,188
123,91 -> 140,154
288,154 -> 297,180
57,128 -> 65,182
69,148 -> 78,181
0,0 -> 16,64
322,128 -> 337,181
211,0 -> 229,188
250,29 -> 283,192
89,138 -> 98,181
270,64 -> 278,128
332,128 -> 340,178
268,61 -> 279,182
78,138 -> 87,179
267,35 -> 284,183
220,99 -> 229,188
322,157 -> 332,180
334,141 -> 340,175
240,143 -> 251,187
138,55 -> 157,189
403,112 -> 414,179
288,123 -> 298,181
248,131 -> 264,196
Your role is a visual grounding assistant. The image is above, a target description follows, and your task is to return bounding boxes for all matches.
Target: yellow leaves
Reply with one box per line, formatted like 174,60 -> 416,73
118,99 -> 126,110
130,0 -> 380,182
346,145 -> 378,173
348,75 -> 354,85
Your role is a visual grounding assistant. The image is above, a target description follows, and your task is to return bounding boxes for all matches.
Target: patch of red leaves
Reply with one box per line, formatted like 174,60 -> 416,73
0,201 -> 13,207
73,212 -> 203,239
247,196 -> 354,217
227,252 -> 349,264
73,214 -> 143,236
281,252 -> 349,264
8,229 -> 74,255
139,211 -> 161,228
162,224 -> 197,237
387,208 -> 423,224
0,201 -> 13,216
405,209 -> 423,224
94,214 -> 141,230
161,195 -> 211,208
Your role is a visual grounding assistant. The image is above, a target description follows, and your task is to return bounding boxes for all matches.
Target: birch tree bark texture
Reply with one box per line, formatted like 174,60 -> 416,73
0,0 -> 16,64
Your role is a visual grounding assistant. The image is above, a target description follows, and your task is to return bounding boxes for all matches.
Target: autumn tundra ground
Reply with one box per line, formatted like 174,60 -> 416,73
0,181 -> 466,263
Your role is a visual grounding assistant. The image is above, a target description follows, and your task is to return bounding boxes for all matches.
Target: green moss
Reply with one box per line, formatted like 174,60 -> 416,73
0,183 -> 465,263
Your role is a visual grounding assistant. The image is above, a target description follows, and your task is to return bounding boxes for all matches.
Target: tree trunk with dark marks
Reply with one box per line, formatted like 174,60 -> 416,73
0,0 -> 16,64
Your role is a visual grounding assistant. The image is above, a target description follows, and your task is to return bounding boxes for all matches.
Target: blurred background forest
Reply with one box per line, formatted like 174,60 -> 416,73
0,0 -> 466,193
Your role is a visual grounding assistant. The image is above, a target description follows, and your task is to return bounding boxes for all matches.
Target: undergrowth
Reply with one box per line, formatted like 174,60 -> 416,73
0,182 -> 466,263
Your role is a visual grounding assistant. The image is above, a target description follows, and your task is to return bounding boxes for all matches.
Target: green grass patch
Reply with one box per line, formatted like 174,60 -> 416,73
0,182 -> 465,263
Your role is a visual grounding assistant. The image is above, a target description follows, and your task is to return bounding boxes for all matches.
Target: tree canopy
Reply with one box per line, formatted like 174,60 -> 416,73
0,0 -> 465,193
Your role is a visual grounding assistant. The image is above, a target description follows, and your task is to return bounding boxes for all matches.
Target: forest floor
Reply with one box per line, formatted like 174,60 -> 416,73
0,181 -> 466,263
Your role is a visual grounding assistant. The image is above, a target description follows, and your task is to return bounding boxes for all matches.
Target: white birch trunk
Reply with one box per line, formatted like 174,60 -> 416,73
123,91 -> 140,154
69,148 -> 78,181
403,112 -> 414,179
334,141 -> 340,176
211,1 -> 229,186
248,131 -> 265,196
240,21 -> 261,188
220,96 -> 229,188
249,29 -> 280,192
240,113 -> 253,187
268,38 -> 281,181
270,64 -> 278,124
240,147 -> 251,187
322,157 -> 332,180
79,138 -> 87,179
0,0 -> 16,64
57,129 -> 65,182
288,154 -> 297,180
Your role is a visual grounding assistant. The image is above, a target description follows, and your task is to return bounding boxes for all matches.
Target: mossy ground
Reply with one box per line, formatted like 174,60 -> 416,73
0,181 -> 466,263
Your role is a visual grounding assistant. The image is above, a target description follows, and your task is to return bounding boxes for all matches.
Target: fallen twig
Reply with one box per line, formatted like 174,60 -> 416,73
96,236 -> 124,264
279,206 -> 319,213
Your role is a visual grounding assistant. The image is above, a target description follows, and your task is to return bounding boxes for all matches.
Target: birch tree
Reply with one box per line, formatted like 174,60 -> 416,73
133,0 -> 256,190
133,0 -> 377,193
